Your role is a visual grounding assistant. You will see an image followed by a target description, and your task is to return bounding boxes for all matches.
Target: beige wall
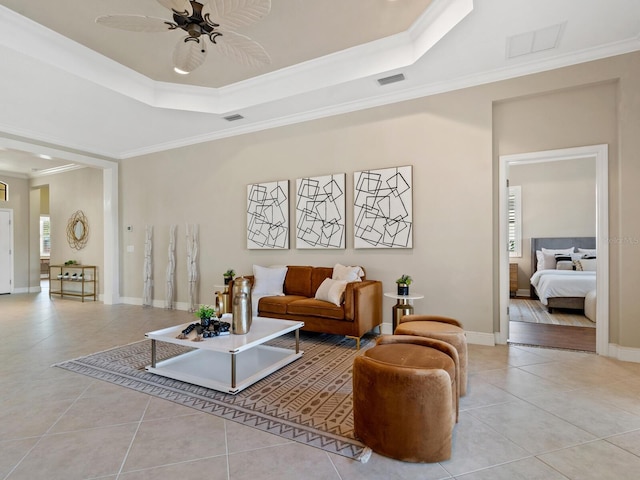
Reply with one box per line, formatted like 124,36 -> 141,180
39,185 -> 49,215
121,91 -> 494,333
119,51 -> 639,348
31,168 -> 104,293
509,158 -> 596,289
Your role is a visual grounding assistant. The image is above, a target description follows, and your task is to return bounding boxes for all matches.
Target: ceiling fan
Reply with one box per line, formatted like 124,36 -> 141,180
96,0 -> 271,74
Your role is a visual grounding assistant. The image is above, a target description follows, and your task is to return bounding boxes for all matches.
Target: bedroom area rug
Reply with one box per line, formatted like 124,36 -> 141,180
509,298 -> 595,327
54,332 -> 375,462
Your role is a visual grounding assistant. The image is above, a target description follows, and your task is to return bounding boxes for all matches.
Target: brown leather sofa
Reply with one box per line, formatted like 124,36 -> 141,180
234,266 -> 382,348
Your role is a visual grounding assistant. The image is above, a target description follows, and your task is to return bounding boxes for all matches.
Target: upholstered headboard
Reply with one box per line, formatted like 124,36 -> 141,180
529,236 -> 596,298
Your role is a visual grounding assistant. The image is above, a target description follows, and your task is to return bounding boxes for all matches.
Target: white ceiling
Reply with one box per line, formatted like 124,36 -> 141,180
0,0 -> 639,176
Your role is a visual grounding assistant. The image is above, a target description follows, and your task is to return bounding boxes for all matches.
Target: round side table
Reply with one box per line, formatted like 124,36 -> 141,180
384,292 -> 425,331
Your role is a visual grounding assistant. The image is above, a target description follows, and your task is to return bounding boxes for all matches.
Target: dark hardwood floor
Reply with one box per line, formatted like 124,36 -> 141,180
508,321 -> 596,352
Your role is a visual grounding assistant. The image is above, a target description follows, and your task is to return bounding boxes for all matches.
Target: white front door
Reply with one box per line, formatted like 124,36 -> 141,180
0,209 -> 12,294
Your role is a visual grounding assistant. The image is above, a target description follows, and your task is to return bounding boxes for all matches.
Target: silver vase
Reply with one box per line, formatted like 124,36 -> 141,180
231,277 -> 252,334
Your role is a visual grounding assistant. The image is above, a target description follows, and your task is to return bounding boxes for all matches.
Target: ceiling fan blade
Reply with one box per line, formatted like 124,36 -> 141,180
214,30 -> 271,67
173,36 -> 208,73
156,0 -> 191,14
206,0 -> 271,29
96,15 -> 172,33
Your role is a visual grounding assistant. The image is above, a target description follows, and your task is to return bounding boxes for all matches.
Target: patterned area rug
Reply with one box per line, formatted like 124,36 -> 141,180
509,298 -> 595,328
54,332 -> 374,462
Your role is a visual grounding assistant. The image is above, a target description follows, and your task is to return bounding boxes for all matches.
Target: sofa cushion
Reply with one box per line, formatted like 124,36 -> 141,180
286,298 -> 346,321
259,295 -> 307,316
284,266 -> 313,297
311,267 -> 333,295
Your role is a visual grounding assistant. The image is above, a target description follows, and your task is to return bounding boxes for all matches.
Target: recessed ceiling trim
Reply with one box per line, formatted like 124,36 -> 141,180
118,35 -> 640,159
0,136 -> 117,170
30,164 -> 84,178
0,1 -> 473,115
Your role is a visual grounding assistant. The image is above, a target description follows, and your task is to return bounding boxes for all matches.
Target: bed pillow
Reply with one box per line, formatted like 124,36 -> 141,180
578,248 -> 597,256
252,265 -> 288,296
556,260 -> 574,270
542,247 -> 574,255
555,253 -> 586,270
332,263 -> 364,282
537,247 -> 574,270
575,259 -> 597,272
315,278 -> 348,306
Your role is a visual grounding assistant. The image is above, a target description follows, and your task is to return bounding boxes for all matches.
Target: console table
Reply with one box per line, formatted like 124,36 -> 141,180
49,265 -> 97,302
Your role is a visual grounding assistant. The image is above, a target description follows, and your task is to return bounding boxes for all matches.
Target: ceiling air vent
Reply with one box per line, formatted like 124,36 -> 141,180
377,73 -> 405,86
223,114 -> 244,122
506,23 -> 565,59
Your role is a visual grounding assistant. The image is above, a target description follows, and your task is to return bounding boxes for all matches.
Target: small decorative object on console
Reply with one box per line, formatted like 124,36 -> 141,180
395,274 -> 412,295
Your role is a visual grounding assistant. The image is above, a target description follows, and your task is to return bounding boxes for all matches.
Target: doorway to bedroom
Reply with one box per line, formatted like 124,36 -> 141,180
507,157 -> 596,351
499,144 -> 609,355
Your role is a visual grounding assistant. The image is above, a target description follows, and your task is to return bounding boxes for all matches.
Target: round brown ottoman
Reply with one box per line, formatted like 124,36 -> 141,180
353,335 -> 459,463
394,315 -> 468,396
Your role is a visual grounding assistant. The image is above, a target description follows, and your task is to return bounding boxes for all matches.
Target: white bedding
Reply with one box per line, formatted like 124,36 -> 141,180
530,270 -> 596,305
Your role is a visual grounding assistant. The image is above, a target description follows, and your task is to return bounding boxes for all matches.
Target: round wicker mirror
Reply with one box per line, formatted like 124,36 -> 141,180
67,210 -> 89,250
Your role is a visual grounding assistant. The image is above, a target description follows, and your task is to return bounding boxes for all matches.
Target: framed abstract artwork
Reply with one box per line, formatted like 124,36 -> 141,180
295,173 -> 346,249
353,165 -> 413,249
247,180 -> 289,249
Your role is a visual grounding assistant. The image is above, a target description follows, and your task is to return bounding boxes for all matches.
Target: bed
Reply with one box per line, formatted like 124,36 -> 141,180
530,237 -> 596,313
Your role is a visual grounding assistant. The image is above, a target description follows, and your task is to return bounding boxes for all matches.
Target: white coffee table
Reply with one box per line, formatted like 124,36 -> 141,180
145,316 -> 304,394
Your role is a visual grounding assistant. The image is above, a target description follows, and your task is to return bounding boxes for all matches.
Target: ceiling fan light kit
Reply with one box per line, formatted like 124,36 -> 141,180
96,0 -> 271,74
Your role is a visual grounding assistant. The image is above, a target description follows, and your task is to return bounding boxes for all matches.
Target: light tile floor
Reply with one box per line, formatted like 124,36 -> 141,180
2,288 -> 640,479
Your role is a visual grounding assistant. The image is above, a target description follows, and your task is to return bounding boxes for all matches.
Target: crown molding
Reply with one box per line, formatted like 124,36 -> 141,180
120,36 -> 640,158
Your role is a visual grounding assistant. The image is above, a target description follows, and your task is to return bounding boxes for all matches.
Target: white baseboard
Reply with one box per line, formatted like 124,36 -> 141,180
608,344 -> 640,364
466,331 -> 496,346
516,289 -> 531,298
120,297 -> 191,312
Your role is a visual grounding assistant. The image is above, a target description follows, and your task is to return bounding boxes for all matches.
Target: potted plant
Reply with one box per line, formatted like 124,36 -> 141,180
195,304 -> 215,322
223,269 -> 235,285
395,274 -> 412,295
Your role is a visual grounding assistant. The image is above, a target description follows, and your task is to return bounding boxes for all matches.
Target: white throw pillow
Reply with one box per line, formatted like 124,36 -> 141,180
332,263 -> 364,282
252,265 -> 288,296
315,278 -> 348,306
578,248 -> 597,256
575,259 -> 597,272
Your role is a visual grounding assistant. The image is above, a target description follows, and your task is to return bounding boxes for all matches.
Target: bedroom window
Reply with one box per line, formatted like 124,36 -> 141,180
508,185 -> 522,257
40,216 -> 51,257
